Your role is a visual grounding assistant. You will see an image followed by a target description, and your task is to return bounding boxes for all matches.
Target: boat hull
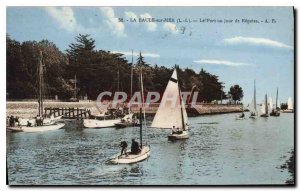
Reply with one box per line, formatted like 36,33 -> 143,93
6,126 -> 23,132
83,119 -> 121,128
282,109 -> 294,113
7,123 -> 65,133
260,114 -> 269,117
270,112 -> 280,116
168,131 -> 189,141
110,146 -> 150,164
115,122 -> 139,128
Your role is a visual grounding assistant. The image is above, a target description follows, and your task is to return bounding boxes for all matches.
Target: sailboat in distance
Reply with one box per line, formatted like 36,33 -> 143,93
249,80 -> 257,119
260,94 -> 269,117
270,88 -> 280,116
151,67 -> 189,141
283,97 -> 294,113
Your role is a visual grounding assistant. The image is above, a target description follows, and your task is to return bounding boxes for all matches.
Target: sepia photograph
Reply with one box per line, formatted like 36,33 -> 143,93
6,6 -> 294,185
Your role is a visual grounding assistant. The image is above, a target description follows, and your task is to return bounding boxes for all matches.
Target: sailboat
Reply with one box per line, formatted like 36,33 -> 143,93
7,51 -> 65,132
270,88 -> 280,116
83,62 -> 124,128
249,80 -> 257,118
110,69 -> 150,164
115,50 -> 140,128
260,94 -> 269,117
151,67 -> 189,141
283,97 -> 294,113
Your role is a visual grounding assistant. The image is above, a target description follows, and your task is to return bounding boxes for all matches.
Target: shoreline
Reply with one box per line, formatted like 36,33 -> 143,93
6,101 -> 243,118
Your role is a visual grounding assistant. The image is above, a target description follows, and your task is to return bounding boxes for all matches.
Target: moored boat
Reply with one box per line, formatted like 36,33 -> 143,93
7,51 -> 65,132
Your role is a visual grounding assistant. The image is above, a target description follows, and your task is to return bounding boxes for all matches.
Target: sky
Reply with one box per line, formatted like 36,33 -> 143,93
6,6 -> 294,104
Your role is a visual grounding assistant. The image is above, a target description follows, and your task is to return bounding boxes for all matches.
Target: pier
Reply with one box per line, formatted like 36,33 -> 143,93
44,107 -> 91,119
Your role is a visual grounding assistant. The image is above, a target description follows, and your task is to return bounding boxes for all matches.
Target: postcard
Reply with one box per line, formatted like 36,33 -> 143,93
6,6 -> 294,185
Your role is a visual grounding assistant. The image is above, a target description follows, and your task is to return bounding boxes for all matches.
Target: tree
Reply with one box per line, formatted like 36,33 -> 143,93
197,68 -> 226,102
228,85 -> 244,103
66,34 -> 96,65
7,33 -> 240,102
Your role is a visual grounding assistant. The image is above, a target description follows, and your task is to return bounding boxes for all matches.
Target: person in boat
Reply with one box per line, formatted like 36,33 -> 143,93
41,116 -> 44,126
172,126 -> 183,134
27,121 -> 32,127
9,115 -> 15,127
36,115 -> 41,126
240,112 -> 245,118
131,139 -> 141,154
6,116 -> 10,126
120,141 -> 128,156
15,116 -> 20,126
250,112 -> 256,116
172,126 -> 176,133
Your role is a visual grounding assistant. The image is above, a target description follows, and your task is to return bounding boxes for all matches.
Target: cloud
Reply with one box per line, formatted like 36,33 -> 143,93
163,22 -> 178,34
112,51 -> 160,58
223,36 -> 293,49
125,11 -> 138,21
194,59 -> 250,67
140,13 -> 157,31
99,7 -> 126,37
45,7 -> 80,32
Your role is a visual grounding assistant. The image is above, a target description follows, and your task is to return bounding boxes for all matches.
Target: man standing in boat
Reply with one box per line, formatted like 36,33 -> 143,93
120,141 -> 128,156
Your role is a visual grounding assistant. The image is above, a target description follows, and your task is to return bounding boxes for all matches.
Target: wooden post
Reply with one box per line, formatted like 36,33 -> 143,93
76,107 -> 79,120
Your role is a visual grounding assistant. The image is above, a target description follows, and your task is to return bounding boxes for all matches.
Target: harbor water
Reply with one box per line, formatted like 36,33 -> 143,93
6,112 -> 294,185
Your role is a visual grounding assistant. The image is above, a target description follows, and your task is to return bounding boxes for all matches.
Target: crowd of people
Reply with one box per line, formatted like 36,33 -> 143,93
7,115 -> 45,127
7,115 -> 19,127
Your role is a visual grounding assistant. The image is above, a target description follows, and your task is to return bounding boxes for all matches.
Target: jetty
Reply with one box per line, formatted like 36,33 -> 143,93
44,107 -> 91,119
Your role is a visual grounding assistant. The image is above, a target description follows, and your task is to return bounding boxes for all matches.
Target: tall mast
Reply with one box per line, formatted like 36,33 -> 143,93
276,88 -> 278,109
38,51 -> 44,116
176,66 -> 185,131
130,49 -> 133,98
117,62 -> 120,92
141,71 -> 146,128
139,70 -> 145,148
265,94 -> 268,114
74,74 -> 77,99
254,80 -> 256,111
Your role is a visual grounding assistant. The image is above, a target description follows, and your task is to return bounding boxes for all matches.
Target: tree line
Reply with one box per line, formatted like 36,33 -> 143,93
6,34 -> 244,103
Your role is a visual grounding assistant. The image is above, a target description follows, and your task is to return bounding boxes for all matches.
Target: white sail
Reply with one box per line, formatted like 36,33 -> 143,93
182,96 -> 188,130
269,96 -> 273,111
261,102 -> 266,114
151,69 -> 187,129
250,98 -> 255,113
288,97 -> 293,110
250,80 -> 257,114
